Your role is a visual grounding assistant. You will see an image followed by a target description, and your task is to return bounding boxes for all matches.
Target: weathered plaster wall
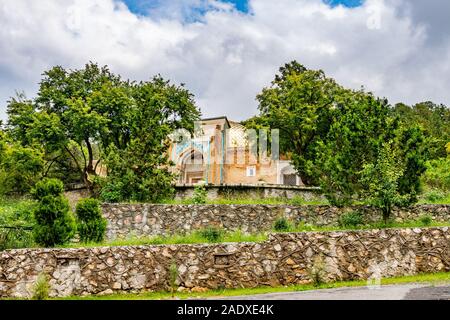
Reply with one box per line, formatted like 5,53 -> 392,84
1,227 -> 449,298
174,184 -> 322,200
102,204 -> 450,240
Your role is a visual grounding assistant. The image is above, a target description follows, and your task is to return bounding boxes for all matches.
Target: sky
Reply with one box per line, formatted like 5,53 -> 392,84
0,0 -> 450,121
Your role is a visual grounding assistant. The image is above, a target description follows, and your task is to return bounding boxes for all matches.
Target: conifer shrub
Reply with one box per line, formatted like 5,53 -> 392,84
32,178 -> 76,247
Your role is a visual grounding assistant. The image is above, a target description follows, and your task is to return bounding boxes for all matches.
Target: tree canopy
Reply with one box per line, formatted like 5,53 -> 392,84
5,62 -> 201,201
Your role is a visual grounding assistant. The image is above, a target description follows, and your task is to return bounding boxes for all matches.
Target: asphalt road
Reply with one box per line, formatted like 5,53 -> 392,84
215,283 -> 450,300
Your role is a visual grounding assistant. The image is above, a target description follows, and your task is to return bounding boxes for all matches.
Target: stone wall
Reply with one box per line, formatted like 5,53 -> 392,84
174,184 -> 323,200
1,227 -> 449,298
102,204 -> 450,240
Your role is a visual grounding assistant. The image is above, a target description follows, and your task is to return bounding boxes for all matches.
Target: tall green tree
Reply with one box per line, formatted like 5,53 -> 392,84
101,76 -> 200,202
6,63 -> 201,199
255,61 -> 342,185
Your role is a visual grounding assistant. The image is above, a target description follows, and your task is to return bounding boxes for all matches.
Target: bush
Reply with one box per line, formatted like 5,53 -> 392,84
422,158 -> 450,191
31,273 -> 50,300
0,145 -> 44,196
76,198 -> 107,243
338,211 -> 364,228
32,179 -> 76,247
99,180 -> 124,203
199,227 -> 224,242
192,183 -> 207,204
308,255 -> 327,287
419,215 -> 433,226
424,190 -> 446,203
32,178 -> 64,200
273,217 -> 292,232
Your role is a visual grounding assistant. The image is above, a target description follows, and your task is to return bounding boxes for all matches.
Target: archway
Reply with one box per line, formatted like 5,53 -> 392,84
179,149 -> 205,184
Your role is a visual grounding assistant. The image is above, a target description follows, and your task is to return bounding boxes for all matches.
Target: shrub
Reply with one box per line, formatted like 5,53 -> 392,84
419,215 -> 433,226
99,181 -> 124,203
424,190 -> 446,203
169,261 -> 179,298
32,179 -> 76,247
422,158 -> 450,191
308,255 -> 327,287
31,273 -> 50,300
0,145 -> 44,196
76,198 -> 107,243
32,178 -> 64,200
273,217 -> 291,232
338,211 -> 364,228
192,183 -> 207,204
199,227 -> 224,242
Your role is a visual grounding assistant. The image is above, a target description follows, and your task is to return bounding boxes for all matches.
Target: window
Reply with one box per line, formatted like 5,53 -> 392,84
283,174 -> 297,186
246,166 -> 256,177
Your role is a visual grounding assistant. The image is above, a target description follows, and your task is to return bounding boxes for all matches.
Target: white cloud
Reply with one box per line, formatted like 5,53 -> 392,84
0,0 -> 449,122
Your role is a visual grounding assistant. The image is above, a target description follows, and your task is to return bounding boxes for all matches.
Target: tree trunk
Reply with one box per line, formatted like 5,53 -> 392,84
85,138 -> 95,175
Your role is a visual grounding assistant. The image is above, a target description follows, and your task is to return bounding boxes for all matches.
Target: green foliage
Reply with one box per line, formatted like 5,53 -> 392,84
32,179 -> 76,247
198,227 -> 224,242
360,142 -> 410,222
338,211 -> 364,228
0,142 -> 44,196
422,158 -> 450,191
169,261 -> 179,298
76,198 -> 106,243
192,183 -> 207,204
273,217 -> 292,232
0,197 -> 36,250
31,273 -> 50,300
6,63 -> 201,197
32,178 -> 64,200
254,61 -> 342,185
423,190 -> 446,203
308,256 -> 327,287
419,215 -> 433,226
392,102 -> 450,159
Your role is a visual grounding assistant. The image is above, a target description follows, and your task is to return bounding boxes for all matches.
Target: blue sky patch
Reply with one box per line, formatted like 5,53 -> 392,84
122,0 -> 363,18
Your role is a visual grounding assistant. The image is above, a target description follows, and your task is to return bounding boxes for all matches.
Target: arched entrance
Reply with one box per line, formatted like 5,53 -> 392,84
180,149 -> 205,184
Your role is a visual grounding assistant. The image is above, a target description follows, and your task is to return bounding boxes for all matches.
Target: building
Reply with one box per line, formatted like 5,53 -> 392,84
169,116 -> 302,186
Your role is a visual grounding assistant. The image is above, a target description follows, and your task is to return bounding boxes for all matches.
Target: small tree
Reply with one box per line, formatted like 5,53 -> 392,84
76,198 -> 107,243
360,142 -> 409,223
32,178 -> 76,247
192,183 -> 207,204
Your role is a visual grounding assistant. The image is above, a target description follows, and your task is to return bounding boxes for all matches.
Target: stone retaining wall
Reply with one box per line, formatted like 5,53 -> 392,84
1,227 -> 449,298
102,204 -> 450,240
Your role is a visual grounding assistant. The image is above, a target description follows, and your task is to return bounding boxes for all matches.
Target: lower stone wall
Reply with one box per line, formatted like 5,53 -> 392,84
102,204 -> 450,240
1,227 -> 449,298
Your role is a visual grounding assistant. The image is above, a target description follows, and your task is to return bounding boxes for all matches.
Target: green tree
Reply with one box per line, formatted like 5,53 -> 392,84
102,76 -> 200,202
32,178 -> 76,247
255,61 -> 341,185
392,101 -> 450,159
6,63 -> 201,200
360,142 -> 409,223
314,90 -> 395,205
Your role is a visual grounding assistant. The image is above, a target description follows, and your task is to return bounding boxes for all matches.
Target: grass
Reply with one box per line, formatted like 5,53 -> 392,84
59,272 -> 450,300
60,230 -> 268,248
56,218 -> 450,249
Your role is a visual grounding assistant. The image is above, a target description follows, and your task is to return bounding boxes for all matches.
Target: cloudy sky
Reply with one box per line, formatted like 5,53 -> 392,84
0,0 -> 449,121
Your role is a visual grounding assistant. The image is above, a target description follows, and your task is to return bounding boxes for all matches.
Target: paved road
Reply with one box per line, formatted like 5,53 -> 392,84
215,283 -> 450,300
